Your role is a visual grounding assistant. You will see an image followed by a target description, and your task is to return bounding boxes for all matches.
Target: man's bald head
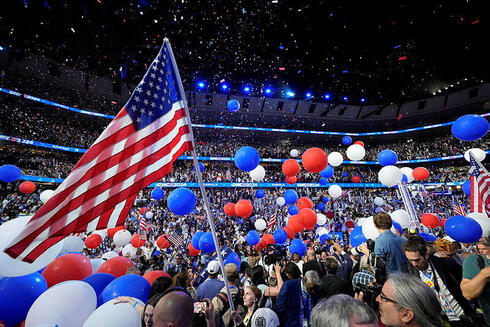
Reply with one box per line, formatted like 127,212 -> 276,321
153,291 -> 193,327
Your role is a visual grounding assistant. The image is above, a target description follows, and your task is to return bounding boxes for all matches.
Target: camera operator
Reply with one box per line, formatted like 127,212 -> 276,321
249,263 -> 283,308
359,212 -> 408,275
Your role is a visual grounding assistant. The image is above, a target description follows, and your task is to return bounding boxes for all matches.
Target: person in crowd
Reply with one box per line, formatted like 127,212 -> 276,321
282,261 -> 302,281
433,238 -> 464,265
167,254 -> 189,277
275,270 -> 322,327
403,236 -> 474,325
171,270 -> 197,300
319,257 -> 353,298
291,252 -> 304,274
212,263 -> 244,327
331,242 -> 353,280
249,263 -> 283,307
153,288 -> 194,327
230,285 -> 262,327
149,276 -> 173,299
311,294 -> 378,327
461,237 -> 490,325
196,260 -> 225,301
302,248 -> 325,278
376,274 -> 443,327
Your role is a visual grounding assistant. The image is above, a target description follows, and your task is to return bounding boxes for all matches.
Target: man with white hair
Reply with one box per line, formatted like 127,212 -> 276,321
311,294 -> 378,327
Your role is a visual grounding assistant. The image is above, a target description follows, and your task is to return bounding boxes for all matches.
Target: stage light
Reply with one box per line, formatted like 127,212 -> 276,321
264,88 -> 272,95
323,94 -> 331,100
197,81 -> 206,89
305,92 -> 312,99
243,85 -> 251,94
220,83 -> 229,91
285,90 -> 295,98
360,98 -> 366,103
343,96 -> 348,101
0,46 -> 4,51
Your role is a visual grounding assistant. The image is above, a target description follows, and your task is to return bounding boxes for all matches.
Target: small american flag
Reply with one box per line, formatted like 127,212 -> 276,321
418,185 -> 429,203
139,217 -> 147,241
5,40 -> 193,263
166,230 -> 185,247
469,151 -> 490,216
452,196 -> 467,216
266,213 -> 277,231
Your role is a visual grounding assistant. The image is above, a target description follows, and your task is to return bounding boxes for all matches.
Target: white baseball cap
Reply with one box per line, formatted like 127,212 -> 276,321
206,260 -> 220,274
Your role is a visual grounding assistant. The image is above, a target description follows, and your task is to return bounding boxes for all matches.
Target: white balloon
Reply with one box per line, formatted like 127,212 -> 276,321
40,190 -> 55,203
316,213 -> 327,226
316,227 -> 328,236
464,148 -> 486,162
90,258 -> 105,274
390,209 -> 410,229
0,216 -> 63,277
101,251 -> 119,260
60,236 -> 84,255
276,197 -> 286,206
122,244 -> 137,258
346,144 -> 366,161
255,219 -> 267,231
400,167 -> 414,183
284,216 -> 289,225
249,165 -> 266,182
357,217 -> 366,226
26,280 -> 96,327
145,211 -> 154,219
290,149 -> 299,158
328,152 -> 344,167
378,165 -> 403,187
361,217 -> 380,240
467,212 -> 490,236
83,298 -> 143,327
373,197 -> 384,206
328,185 -> 342,198
113,230 -> 131,247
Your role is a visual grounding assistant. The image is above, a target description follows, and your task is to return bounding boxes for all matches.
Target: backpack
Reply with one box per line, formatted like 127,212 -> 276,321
215,289 -> 245,327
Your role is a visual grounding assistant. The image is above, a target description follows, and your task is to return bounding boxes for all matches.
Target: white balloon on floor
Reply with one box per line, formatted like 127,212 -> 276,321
0,216 -> 63,277
328,152 -> 343,167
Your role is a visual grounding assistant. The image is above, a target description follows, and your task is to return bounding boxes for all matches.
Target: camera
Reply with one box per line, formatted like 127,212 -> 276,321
263,244 -> 286,266
356,255 -> 387,311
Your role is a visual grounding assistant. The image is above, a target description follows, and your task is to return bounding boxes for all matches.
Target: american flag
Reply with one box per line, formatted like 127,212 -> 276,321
418,185 -> 429,203
139,217 -> 147,241
5,40 -> 193,262
166,230 -> 185,247
469,151 -> 490,216
452,196 -> 467,216
266,213 -> 277,231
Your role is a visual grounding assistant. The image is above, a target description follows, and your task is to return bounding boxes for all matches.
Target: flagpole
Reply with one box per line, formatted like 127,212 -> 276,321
165,39 -> 237,314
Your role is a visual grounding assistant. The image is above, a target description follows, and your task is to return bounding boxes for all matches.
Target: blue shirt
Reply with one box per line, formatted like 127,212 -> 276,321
196,278 -> 225,301
373,230 -> 408,275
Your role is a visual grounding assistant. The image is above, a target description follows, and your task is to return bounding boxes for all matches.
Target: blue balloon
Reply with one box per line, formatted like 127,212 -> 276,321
100,274 -> 151,305
0,272 -> 47,326
234,146 -> 260,172
224,251 -> 241,267
83,273 -> 116,307
342,136 -> 353,145
320,233 -> 331,244
419,232 -> 437,242
193,162 -> 205,172
288,205 -> 299,215
151,188 -> 165,200
319,178 -> 328,185
255,189 -> 265,199
199,232 -> 216,253
317,202 -> 326,211
320,165 -> 334,178
463,180 -> 471,195
349,226 -> 366,248
246,230 -> 261,245
284,189 -> 299,204
167,187 -> 196,215
227,99 -> 241,112
342,171 -> 348,177
273,229 -> 288,244
0,164 -> 22,182
392,221 -> 403,235
377,150 -> 398,166
289,239 -> 307,256
323,196 -> 330,203
153,251 -> 160,256
445,215 -> 483,243
375,207 -> 384,213
451,114 -> 488,141
192,231 -> 205,250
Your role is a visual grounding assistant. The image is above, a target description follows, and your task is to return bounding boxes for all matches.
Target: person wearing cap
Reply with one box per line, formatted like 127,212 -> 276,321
196,260 -> 225,301
434,238 -> 464,266
212,263 -> 245,327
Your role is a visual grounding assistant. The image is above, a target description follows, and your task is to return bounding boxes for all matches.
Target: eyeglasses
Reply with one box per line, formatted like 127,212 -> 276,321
379,291 -> 399,305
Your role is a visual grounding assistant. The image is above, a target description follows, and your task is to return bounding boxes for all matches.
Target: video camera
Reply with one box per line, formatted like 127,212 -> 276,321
356,249 -> 387,311
263,244 -> 287,266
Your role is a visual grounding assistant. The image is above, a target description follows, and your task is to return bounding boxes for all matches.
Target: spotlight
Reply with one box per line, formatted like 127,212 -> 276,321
264,87 -> 272,95
285,90 -> 295,98
360,98 -> 366,103
243,85 -> 251,94
197,81 -> 206,89
305,92 -> 312,99
323,94 -> 331,100
220,83 -> 229,91
343,96 -> 348,101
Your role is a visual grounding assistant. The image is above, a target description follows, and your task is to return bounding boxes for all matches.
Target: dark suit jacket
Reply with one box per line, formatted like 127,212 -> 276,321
303,260 -> 325,278
407,255 -> 474,316
275,279 -> 321,327
333,252 -> 353,280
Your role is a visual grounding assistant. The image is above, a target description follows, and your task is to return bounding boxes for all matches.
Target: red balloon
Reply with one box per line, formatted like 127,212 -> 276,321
421,213 -> 440,228
224,202 -> 236,216
351,176 -> 361,183
235,199 -> 253,218
413,167 -> 429,181
283,225 -> 295,239
302,147 -> 328,173
286,176 -> 297,184
85,233 -> 102,249
97,256 -> 134,278
139,207 -> 148,215
296,197 -> 314,210
326,211 -> 334,219
299,208 -> 317,227
282,159 -> 301,177
441,219 -> 447,227
187,243 -> 200,256
255,241 -> 266,252
353,141 -> 365,147
262,233 -> 275,246
143,270 -> 171,285
108,226 -> 125,238
345,220 -> 355,228
157,235 -> 170,249
288,215 -> 303,232
42,253 -> 92,287
19,181 -> 36,194
131,234 -> 146,248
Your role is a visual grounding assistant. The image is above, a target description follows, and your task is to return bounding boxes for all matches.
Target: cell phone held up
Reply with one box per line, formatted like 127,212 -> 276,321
193,301 -> 208,314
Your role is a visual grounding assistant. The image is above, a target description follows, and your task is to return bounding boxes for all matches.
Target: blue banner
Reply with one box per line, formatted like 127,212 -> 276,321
1,86 -> 489,136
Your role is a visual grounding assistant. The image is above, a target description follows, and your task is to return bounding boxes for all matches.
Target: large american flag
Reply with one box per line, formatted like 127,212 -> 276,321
469,151 -> 490,216
452,196 -> 467,216
5,40 -> 193,262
